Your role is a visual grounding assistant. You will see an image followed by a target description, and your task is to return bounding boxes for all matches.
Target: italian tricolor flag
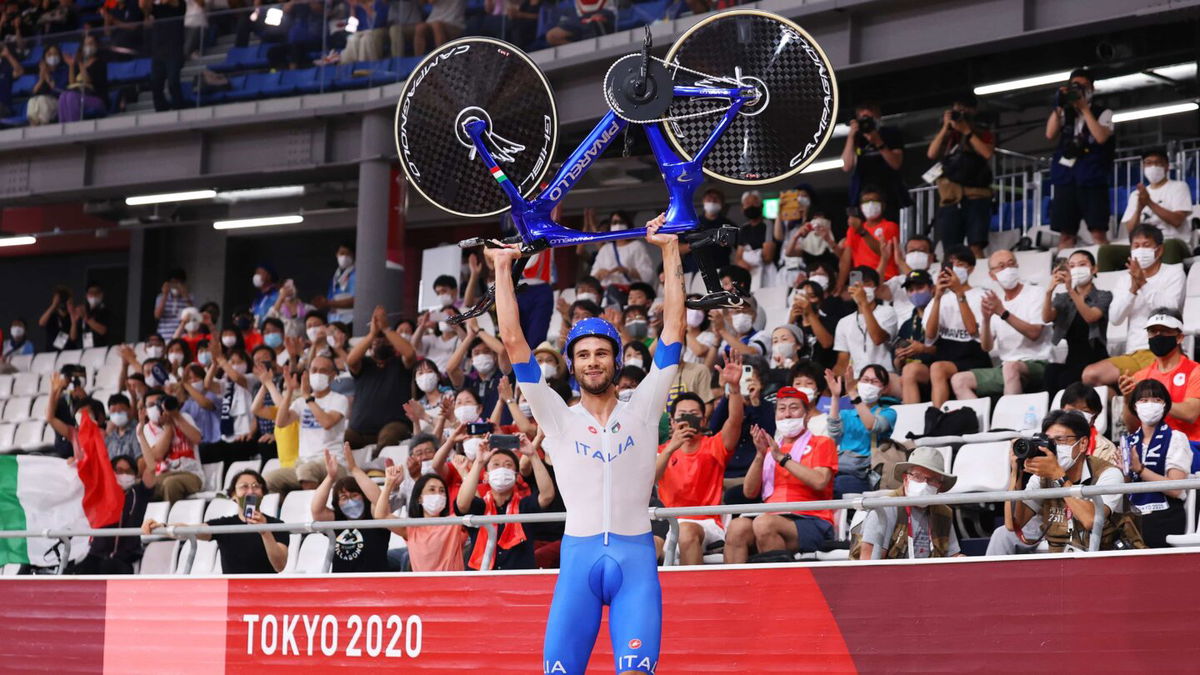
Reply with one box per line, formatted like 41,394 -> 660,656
489,166 -> 509,184
0,410 -> 125,567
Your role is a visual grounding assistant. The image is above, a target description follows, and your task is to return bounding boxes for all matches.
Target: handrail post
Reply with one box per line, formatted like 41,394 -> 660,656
662,517 -> 680,567
181,536 -> 199,574
55,536 -> 72,575
322,532 -> 335,573
481,523 -> 499,571
1088,496 -> 1106,552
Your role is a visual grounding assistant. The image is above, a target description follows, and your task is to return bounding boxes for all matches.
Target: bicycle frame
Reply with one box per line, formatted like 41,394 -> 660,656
464,84 -> 757,252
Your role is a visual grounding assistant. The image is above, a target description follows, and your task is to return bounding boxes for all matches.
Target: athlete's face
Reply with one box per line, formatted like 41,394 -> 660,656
572,337 -> 616,396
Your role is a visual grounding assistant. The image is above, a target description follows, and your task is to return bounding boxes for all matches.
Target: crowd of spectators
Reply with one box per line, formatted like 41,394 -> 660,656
3,67 -> 1200,573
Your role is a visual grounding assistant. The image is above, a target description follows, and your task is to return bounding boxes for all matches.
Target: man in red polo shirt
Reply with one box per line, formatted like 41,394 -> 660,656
1120,308 -> 1200,446
655,357 -> 744,565
838,188 -> 901,293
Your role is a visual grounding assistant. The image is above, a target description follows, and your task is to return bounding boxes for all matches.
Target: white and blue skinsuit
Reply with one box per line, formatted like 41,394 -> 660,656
515,338 -> 682,675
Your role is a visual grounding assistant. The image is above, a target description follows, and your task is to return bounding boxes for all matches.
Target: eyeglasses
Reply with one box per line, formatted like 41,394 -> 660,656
235,482 -> 263,491
1046,435 -> 1078,445
907,471 -> 943,487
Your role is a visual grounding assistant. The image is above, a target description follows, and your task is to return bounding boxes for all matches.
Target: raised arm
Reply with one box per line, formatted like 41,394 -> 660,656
485,244 -> 533,364
645,213 -> 683,345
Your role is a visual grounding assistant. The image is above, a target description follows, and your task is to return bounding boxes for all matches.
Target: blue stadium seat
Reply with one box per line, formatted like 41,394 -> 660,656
20,45 -> 43,70
334,61 -> 395,89
616,0 -> 670,32
11,74 -> 35,97
0,100 -> 28,127
391,56 -> 421,80
210,45 -> 270,73
59,42 -> 79,57
261,67 -> 318,97
107,58 -> 152,85
296,65 -> 337,94
224,71 -> 282,101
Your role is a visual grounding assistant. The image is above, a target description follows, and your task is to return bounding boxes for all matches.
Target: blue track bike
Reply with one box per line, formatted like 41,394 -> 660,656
394,9 -> 838,318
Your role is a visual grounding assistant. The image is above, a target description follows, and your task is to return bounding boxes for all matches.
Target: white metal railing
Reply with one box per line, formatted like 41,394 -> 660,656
4,478 -> 1200,574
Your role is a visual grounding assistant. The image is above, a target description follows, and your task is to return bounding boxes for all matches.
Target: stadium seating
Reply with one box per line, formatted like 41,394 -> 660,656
30,353 -> 57,376
261,458 -> 281,476
260,492 -> 282,518
948,442 -> 1011,493
3,397 -> 32,424
0,375 -> 12,398
990,392 -> 1049,432
942,398 -> 991,432
889,402 -> 932,442
139,540 -> 179,575
0,424 -> 16,451
222,460 -> 263,493
294,533 -> 331,574
141,501 -> 170,543
12,373 -> 38,397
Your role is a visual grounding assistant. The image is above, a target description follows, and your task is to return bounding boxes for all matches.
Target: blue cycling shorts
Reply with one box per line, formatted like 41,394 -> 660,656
543,532 -> 661,674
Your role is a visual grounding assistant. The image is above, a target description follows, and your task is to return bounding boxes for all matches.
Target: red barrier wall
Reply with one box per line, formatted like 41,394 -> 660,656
2,551 -> 1198,673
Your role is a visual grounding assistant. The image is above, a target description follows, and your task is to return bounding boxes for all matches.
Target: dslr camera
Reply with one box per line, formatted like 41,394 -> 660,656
676,413 -> 703,432
856,115 -> 877,134
949,110 -> 972,123
1012,434 -> 1053,461
1055,81 -> 1087,108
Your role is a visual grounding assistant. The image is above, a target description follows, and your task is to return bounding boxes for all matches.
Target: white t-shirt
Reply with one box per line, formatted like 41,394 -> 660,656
833,303 -> 898,372
1121,179 -> 1193,241
590,241 -> 655,287
933,287 -> 985,344
141,412 -> 203,478
1070,108 -> 1114,135
987,284 -> 1052,362
419,332 -> 460,373
1132,430 -> 1193,477
1109,263 -> 1186,353
290,391 -> 350,463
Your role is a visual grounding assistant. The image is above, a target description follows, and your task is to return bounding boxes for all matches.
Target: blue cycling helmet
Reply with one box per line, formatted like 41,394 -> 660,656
563,317 -> 623,372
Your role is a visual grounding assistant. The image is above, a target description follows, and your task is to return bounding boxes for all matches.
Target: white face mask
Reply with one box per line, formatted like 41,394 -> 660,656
309,372 -> 330,392
1143,165 -> 1167,185
863,286 -> 876,303
168,352 -> 184,365
472,354 -> 496,375
146,406 -> 162,424
306,327 -> 321,342
1136,401 -> 1166,426
860,201 -> 883,220
809,274 -> 829,291
437,292 -> 454,307
797,195 -> 812,208
609,222 -> 628,232
463,437 -> 484,460
953,266 -> 970,285
576,292 -> 599,305
906,477 -> 937,498
9,326 -> 24,340
1131,247 -> 1157,269
858,382 -> 882,404
905,251 -> 930,271
185,320 -> 200,333
419,459 -> 435,475
252,273 -> 264,288
1056,441 -> 1080,470
617,389 -> 634,402
995,267 -> 1021,291
421,493 -> 446,514
539,362 -> 557,380
221,335 -> 237,347
772,341 -> 796,360
337,254 -> 353,269
145,345 -> 163,358
625,357 -> 644,371
1069,266 -> 1093,287
437,321 -> 452,334
455,405 -> 480,424
731,313 -> 754,335
518,402 -> 533,417
702,202 -> 722,216
775,416 -> 806,439
110,411 -> 129,427
45,55 -> 60,67
116,474 -> 137,490
340,498 -> 365,519
416,372 -> 439,393
797,386 -> 817,403
87,296 -> 101,308
686,309 -> 705,328
487,467 -> 517,491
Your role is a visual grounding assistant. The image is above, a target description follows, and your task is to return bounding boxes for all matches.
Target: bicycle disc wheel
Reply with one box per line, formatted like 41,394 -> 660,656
394,38 -> 558,218
662,9 -> 838,185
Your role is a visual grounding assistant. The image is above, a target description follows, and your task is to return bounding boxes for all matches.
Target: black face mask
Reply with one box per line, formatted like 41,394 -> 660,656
744,206 -> 762,220
1148,334 -> 1179,358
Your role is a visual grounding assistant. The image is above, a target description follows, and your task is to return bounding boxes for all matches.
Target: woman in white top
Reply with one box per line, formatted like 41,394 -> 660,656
404,358 -> 450,435
414,306 -> 464,373
924,246 -> 989,407
590,214 -> 656,290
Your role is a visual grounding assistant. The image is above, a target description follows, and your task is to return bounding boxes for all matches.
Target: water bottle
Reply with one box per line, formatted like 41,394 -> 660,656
1023,406 -> 1037,431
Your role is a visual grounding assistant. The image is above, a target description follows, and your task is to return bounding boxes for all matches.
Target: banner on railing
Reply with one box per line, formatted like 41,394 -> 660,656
2,551 -> 1200,672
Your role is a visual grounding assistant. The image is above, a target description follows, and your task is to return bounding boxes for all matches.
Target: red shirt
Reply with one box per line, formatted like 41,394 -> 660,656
242,330 -> 263,352
1136,356 -> 1200,441
180,332 -> 211,359
845,219 -> 900,279
765,435 -> 838,525
657,434 -> 732,524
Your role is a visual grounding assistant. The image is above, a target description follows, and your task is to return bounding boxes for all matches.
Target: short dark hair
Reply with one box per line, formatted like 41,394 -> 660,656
577,276 -> 602,294
857,363 -> 890,387
409,433 -> 438,451
623,303 -> 649,319
702,187 -> 725,201
306,310 -> 328,325
1142,147 -> 1169,163
789,359 -> 827,393
907,234 -> 933,249
488,448 -> 519,469
408,474 -> 449,518
1131,224 -> 1165,246
227,469 -> 268,495
1060,382 -> 1100,413
251,344 -> 276,361
86,281 -> 103,292
1042,409 -> 1090,440
111,455 -> 137,474
618,365 -> 646,383
107,393 -> 131,409
167,268 -> 187,282
261,317 -> 284,332
854,101 -> 881,115
719,265 -> 752,294
628,282 -> 656,303
859,185 -> 885,204
669,392 -> 706,416
852,265 -> 881,286
570,299 -> 602,318
1129,379 -> 1173,419
946,245 -> 976,269
1068,249 -> 1096,266
624,340 -> 651,365
952,91 -> 979,108
338,241 -> 355,254
433,275 -> 458,291
1069,68 -> 1094,86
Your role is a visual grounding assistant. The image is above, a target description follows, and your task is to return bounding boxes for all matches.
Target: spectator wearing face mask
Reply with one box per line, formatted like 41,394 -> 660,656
1107,148 -> 1194,268
779,186 -> 838,280
174,307 -> 210,357
767,324 -> 805,384
446,321 -> 512,423
1083,225 -> 1185,388
1122,379 -> 1192,547
266,356 -> 350,494
343,306 -> 417,448
39,285 -> 76,351
1059,383 -> 1119,468
74,282 -> 111,349
376,467 -> 465,572
155,269 -> 192,340
531,342 -> 570,397
682,188 -> 734,280
786,281 -> 838,371
826,364 -> 896,496
71,454 -> 156,575
259,317 -> 286,356
404,359 -> 449,435
26,45 -> 68,126
710,360 -> 773,500
2,318 -> 33,361
1046,69 -> 1114,249
892,271 -> 938,404
1117,310 -> 1200,448
926,247 -> 988,407
590,211 -> 656,290
105,394 -> 141,461
853,447 -> 962,560
457,438 -> 555,570
179,362 -> 222,447
1043,251 -> 1110,393
878,234 -> 935,321
724,388 -> 837,562
788,361 -> 830,435
413,305 -> 465,374
619,304 -> 654,349
951,251 -> 1052,401
927,93 -> 995,260
733,191 -> 778,290
46,367 -> 98,458
138,388 -> 204,503
309,243 -> 356,325
842,102 -> 908,220
837,189 -> 900,293
710,298 -> 768,360
249,264 -> 280,326
311,445 -> 390,572
833,266 -> 898,394
198,344 -> 263,467
269,279 -> 308,337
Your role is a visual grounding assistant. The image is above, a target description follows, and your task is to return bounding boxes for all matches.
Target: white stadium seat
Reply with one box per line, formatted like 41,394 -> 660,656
889,402 -> 932,442
1093,270 -> 1124,293
79,347 -> 109,372
0,423 -> 16,450
2,397 -> 32,423
30,353 -> 57,376
1014,250 -> 1052,285
260,492 -> 282,518
261,457 -> 282,475
41,425 -> 55,444
0,374 -> 13,398
204,498 -> 239,521
38,373 -> 54,394
55,349 -> 83,370
942,397 -> 991,432
139,540 -> 179,575
32,395 -> 51,420
991,392 -> 1049,432
93,363 -> 124,391
167,499 -> 206,528
222,459 -> 263,493
1188,263 -> 1200,297
189,540 -> 221,575
7,354 -> 32,373
377,445 -> 408,466
293,533 -> 331,574
949,442 -> 1011,493
280,489 -> 315,523
12,373 -> 39,397
13,420 -> 45,449
141,501 -> 170,543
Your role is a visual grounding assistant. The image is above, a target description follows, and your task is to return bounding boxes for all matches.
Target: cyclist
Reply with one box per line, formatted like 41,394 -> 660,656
487,213 -> 683,675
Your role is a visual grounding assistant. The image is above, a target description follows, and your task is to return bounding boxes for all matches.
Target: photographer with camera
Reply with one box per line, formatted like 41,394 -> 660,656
926,93 -> 994,260
987,410 -> 1126,555
137,387 -> 204,503
45,365 -> 98,458
1046,68 -> 1115,248
655,357 -> 745,566
841,102 -> 908,221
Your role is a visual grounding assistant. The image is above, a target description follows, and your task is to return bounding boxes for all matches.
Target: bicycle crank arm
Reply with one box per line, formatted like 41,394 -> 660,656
446,256 -> 530,324
685,290 -> 748,311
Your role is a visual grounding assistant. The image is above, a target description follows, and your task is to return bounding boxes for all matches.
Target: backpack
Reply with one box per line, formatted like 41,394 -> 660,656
915,406 -> 979,438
